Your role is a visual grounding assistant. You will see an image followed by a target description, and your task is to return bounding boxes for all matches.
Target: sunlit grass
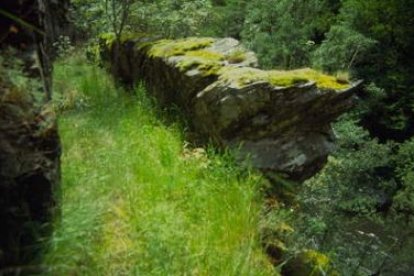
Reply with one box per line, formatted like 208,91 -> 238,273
42,54 -> 275,275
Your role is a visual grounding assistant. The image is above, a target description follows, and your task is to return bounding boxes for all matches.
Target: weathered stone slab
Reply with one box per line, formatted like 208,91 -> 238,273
194,67 -> 361,179
101,34 -> 361,181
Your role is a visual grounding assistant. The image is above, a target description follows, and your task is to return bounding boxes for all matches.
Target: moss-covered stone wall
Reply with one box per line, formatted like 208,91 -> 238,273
100,34 -> 361,181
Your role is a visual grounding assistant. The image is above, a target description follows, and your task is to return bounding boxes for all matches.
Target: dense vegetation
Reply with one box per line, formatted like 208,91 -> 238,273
44,55 -> 275,274
38,0 -> 414,274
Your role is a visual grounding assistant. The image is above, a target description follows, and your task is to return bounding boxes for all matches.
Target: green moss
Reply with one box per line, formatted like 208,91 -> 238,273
185,50 -> 224,61
177,57 -> 222,77
301,250 -> 332,276
268,73 -> 308,87
175,49 -> 225,77
268,68 -> 350,90
118,32 -> 147,43
303,250 -> 330,268
283,250 -> 332,276
218,67 -> 350,90
218,67 -> 267,86
99,32 -> 116,47
148,37 -> 215,58
129,35 -> 349,89
99,32 -> 149,49
226,49 -> 247,64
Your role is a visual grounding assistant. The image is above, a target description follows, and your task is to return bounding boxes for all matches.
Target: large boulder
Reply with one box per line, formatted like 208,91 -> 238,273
101,34 -> 361,181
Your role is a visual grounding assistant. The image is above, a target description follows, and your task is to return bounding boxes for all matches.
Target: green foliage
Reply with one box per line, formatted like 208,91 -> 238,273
337,0 -> 414,140
49,1 -> 414,273
70,0 -> 132,41
289,114 -> 414,275
70,0 -> 107,37
52,53 -> 113,111
393,139 -> 414,217
128,0 -> 213,38
104,0 -> 132,40
241,0 -> 307,68
200,0 -> 249,38
313,117 -> 394,214
43,54 -> 276,275
0,51 -> 45,105
71,0 -> 215,39
241,0 -> 339,69
53,35 -> 75,58
312,25 -> 376,73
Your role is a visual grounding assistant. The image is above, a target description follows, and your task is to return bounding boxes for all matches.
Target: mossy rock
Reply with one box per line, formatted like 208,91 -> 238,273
98,33 -> 360,182
268,68 -> 350,90
185,49 -> 225,60
282,250 -> 334,276
147,39 -> 254,77
218,67 -> 350,90
99,32 -> 152,52
148,37 -> 215,58
226,49 -> 247,64
176,49 -> 226,77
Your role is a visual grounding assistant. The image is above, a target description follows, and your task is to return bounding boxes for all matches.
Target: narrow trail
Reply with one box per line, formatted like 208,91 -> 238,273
41,58 -> 275,275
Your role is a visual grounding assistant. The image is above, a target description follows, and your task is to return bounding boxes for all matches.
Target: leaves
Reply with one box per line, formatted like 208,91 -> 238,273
312,25 -> 376,72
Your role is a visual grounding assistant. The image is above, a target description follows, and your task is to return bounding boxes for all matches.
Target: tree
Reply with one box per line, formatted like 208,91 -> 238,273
241,0 -> 340,69
201,0 -> 249,38
312,25 -> 376,73
338,0 -> 414,141
105,0 -> 132,41
127,0 -> 213,38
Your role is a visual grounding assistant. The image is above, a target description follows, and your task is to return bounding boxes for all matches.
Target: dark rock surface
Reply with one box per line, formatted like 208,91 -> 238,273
101,34 -> 361,181
194,68 -> 361,180
0,0 -> 67,270
0,75 -> 60,269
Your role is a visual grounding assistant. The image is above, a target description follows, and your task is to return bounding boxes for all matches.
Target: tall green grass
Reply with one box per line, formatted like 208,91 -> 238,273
43,54 -> 276,275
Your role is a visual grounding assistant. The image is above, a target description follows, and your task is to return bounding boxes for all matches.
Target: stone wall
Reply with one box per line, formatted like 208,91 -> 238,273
101,34 -> 361,181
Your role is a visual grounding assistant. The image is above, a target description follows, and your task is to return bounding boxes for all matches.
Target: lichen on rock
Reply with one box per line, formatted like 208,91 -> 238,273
282,250 -> 334,276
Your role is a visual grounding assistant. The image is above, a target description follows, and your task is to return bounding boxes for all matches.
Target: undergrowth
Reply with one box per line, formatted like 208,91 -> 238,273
42,54 -> 276,275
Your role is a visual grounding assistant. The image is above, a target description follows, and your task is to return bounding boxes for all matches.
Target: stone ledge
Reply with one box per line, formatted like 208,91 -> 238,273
100,34 -> 362,181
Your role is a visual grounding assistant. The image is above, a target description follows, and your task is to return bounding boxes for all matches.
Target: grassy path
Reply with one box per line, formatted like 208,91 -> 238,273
42,56 -> 275,275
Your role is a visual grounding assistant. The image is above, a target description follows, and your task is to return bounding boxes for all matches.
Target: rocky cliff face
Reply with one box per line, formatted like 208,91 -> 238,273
101,34 -> 361,181
0,72 -> 60,269
0,0 -> 67,270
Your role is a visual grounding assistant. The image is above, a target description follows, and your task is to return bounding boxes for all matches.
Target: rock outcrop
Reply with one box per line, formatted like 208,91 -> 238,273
101,34 -> 361,181
0,72 -> 60,269
0,0 -> 67,270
